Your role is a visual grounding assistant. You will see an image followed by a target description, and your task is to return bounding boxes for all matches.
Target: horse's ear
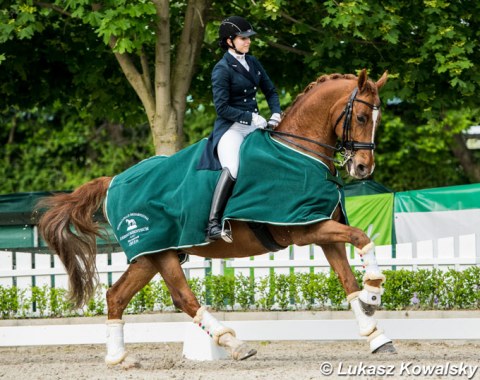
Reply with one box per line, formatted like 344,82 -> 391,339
376,71 -> 388,89
357,69 -> 368,92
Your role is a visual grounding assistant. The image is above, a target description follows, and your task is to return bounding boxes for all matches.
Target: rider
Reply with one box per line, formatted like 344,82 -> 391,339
197,16 -> 282,243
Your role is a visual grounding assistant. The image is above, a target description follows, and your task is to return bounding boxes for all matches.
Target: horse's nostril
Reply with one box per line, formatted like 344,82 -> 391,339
357,164 -> 369,176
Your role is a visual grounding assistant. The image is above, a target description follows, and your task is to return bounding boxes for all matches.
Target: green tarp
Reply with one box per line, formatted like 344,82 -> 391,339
394,183 -> 480,243
345,193 -> 394,246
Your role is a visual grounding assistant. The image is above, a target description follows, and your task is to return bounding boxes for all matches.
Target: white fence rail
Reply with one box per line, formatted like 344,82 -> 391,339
1,233 -> 479,289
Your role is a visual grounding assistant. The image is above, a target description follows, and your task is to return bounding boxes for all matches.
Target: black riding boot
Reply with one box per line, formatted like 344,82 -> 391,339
206,168 -> 236,243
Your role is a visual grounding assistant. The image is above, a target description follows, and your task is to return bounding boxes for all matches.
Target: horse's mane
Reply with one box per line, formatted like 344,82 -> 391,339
283,73 -> 375,117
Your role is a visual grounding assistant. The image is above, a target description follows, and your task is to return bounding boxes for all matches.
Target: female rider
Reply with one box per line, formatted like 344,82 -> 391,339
197,16 -> 282,243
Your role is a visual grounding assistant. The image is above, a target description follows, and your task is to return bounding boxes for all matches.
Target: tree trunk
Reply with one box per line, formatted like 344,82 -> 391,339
110,0 -> 210,156
150,0 -> 210,155
451,134 -> 480,182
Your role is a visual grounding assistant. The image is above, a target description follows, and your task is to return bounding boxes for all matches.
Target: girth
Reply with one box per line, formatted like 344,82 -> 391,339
247,222 -> 288,252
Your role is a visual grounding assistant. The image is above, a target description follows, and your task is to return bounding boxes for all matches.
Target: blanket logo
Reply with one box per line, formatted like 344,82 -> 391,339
116,212 -> 150,247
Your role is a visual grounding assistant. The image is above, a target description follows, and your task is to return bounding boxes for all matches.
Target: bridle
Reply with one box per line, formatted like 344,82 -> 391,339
265,87 -> 381,166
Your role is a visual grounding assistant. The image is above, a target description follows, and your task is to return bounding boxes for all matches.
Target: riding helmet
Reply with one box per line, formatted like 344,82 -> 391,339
219,16 -> 256,48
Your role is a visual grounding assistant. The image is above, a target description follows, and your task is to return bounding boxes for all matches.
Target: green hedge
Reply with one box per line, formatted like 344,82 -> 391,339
1,267 -> 480,319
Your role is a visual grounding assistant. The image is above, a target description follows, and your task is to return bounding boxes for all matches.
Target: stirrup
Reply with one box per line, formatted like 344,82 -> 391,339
221,220 -> 233,243
207,220 -> 233,243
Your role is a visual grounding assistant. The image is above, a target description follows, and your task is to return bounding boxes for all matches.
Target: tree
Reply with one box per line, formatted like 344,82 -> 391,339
1,0 -> 479,192
1,0 -> 210,155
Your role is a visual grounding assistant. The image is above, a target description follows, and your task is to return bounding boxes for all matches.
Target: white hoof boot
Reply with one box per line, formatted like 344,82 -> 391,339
359,285 -> 383,307
193,306 -> 257,361
356,242 -> 386,285
349,295 -> 377,336
218,333 -> 257,361
105,319 -> 127,365
368,329 -> 393,353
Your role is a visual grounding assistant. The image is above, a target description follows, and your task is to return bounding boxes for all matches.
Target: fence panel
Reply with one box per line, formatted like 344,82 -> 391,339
0,251 -> 13,287
0,234 -> 478,290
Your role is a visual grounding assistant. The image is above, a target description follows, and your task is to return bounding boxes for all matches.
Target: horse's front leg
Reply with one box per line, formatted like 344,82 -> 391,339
284,220 -> 395,353
105,256 -> 158,367
288,220 -> 386,312
146,250 -> 257,361
320,242 -> 395,353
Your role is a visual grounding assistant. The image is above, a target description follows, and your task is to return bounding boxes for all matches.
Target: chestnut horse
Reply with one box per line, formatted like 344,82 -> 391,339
38,69 -> 395,367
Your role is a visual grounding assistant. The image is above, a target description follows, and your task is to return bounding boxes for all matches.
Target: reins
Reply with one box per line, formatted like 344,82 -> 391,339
265,86 -> 381,167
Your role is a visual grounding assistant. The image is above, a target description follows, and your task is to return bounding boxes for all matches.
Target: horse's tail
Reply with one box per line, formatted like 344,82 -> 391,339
37,176 -> 112,309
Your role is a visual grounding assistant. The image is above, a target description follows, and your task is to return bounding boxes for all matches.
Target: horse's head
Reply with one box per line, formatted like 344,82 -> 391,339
338,69 -> 388,179
271,70 -> 388,178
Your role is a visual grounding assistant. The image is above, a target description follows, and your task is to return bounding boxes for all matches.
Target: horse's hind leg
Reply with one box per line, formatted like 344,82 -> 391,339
146,250 -> 257,360
105,256 -> 157,367
321,243 -> 396,354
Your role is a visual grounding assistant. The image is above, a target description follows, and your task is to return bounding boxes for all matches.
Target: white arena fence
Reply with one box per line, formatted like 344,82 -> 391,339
1,233 -> 479,290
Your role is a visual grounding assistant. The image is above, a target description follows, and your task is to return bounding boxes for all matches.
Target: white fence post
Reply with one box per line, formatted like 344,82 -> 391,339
0,234 -> 478,292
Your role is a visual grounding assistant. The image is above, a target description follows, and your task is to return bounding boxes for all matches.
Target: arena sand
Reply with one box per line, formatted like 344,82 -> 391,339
1,340 -> 479,379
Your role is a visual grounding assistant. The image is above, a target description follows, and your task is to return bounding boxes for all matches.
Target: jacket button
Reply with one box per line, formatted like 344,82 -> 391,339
254,87 -> 257,90
244,99 -> 247,102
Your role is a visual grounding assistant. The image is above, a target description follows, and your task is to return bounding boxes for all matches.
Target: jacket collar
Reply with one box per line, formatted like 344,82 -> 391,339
224,52 -> 258,85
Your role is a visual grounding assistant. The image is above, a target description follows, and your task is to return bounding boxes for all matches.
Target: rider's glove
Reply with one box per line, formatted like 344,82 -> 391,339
267,113 -> 282,129
252,113 -> 268,129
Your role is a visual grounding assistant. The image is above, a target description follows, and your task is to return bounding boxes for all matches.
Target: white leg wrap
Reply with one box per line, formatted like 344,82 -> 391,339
193,306 -> 236,345
350,296 -> 377,336
356,242 -> 386,284
368,329 -> 392,353
105,319 -> 127,365
359,284 -> 384,307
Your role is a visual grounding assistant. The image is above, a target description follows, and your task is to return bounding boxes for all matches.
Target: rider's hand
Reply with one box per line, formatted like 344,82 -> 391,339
267,113 -> 282,129
252,113 -> 267,129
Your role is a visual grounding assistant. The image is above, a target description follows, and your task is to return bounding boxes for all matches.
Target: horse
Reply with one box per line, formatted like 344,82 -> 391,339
38,69 -> 394,367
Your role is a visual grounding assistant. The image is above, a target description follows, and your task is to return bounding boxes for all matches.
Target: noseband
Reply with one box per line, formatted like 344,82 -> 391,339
266,87 -> 381,166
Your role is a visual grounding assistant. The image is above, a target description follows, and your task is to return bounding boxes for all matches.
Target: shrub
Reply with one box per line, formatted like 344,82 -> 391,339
1,268 -> 480,319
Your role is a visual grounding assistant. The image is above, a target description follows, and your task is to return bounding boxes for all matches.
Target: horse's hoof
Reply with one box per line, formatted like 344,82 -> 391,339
372,342 -> 397,354
232,343 -> 257,360
359,299 -> 377,316
120,356 -> 141,369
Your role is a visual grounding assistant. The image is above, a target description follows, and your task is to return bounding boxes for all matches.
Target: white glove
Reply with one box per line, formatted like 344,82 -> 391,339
267,113 -> 282,128
251,113 -> 267,129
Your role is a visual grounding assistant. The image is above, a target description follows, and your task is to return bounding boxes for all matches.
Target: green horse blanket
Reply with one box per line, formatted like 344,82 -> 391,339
105,130 -> 346,262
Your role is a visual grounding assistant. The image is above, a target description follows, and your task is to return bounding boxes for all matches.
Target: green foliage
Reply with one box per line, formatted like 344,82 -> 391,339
31,285 -> 49,317
381,268 -> 480,310
1,0 -> 480,192
255,273 -> 276,310
382,269 -> 417,310
234,274 -> 256,310
1,268 -> 480,319
84,287 -> 106,316
48,287 -> 72,317
204,275 -> 236,310
0,285 -> 28,318
1,108 -> 153,193
373,109 -> 473,190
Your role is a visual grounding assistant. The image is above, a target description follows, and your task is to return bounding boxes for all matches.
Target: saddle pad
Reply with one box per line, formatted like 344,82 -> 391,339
105,130 -> 346,262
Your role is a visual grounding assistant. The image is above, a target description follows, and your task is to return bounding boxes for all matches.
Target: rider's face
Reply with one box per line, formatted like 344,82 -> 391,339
229,36 -> 251,54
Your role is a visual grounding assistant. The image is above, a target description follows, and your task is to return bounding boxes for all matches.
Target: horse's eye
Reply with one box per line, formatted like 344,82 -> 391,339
357,115 -> 367,124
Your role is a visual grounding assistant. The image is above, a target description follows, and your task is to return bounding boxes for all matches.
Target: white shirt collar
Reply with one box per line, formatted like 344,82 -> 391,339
228,49 -> 245,61
228,50 -> 249,71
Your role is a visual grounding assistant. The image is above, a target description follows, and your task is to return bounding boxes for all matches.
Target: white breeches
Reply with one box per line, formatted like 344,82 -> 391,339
217,122 -> 259,179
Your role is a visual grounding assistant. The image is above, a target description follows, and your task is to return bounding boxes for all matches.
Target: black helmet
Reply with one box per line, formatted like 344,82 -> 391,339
219,16 -> 256,43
